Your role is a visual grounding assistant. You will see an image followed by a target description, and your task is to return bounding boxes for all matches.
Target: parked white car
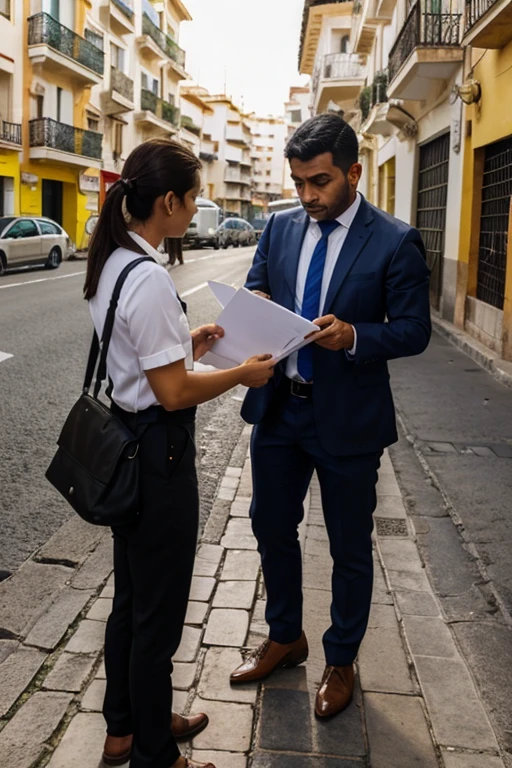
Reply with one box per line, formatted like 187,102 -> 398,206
0,216 -> 74,274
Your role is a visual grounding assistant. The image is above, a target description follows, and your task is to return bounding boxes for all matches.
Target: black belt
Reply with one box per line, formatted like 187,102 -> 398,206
286,377 -> 313,399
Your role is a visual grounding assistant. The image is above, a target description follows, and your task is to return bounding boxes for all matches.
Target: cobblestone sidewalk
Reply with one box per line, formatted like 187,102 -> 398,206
0,427 -> 505,767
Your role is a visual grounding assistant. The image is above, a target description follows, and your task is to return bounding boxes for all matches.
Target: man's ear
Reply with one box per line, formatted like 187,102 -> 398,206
348,163 -> 362,187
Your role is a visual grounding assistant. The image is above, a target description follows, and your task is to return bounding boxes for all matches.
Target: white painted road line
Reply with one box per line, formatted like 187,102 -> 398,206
0,351 -> 13,363
180,282 -> 208,298
0,271 -> 86,290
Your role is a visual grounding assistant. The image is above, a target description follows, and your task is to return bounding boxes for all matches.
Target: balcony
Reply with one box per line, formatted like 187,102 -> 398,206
100,0 -> 134,35
351,0 -> 397,53
225,165 -> 241,183
180,114 -> 201,136
314,53 -> 366,113
101,66 -> 134,115
28,13 -> 104,85
29,118 -> 103,169
135,88 -> 180,134
137,13 -> 186,73
463,0 -> 512,47
0,120 -> 22,151
226,123 -> 251,147
387,2 -> 463,100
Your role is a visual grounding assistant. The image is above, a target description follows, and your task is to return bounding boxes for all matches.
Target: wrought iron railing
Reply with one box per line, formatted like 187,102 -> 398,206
323,52 -> 365,79
141,13 -> 186,68
140,88 -> 180,127
0,120 -> 22,145
112,0 -> 134,19
388,2 -> 461,82
111,66 -> 134,102
29,117 -> 103,159
464,0 -> 499,32
28,13 -> 104,75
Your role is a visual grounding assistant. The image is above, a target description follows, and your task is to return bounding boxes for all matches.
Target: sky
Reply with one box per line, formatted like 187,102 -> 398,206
179,0 -> 309,117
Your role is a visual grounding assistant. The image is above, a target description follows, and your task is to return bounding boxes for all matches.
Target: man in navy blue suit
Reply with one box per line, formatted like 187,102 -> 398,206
229,114 -> 431,720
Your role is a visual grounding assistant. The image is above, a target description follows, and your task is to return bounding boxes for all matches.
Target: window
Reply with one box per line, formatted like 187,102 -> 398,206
340,35 -> 349,53
141,71 -> 158,95
87,117 -> 100,132
290,109 -> 301,124
38,220 -> 60,235
266,170 -> 271,176
36,95 -> 44,119
0,0 -> 11,20
113,121 -> 123,158
111,43 -> 125,72
7,220 -> 38,238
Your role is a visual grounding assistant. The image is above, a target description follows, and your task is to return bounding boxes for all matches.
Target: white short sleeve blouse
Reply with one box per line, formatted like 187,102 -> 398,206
89,232 -> 193,413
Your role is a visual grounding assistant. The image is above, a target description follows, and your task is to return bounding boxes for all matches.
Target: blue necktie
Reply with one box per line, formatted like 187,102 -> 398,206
297,219 -> 340,382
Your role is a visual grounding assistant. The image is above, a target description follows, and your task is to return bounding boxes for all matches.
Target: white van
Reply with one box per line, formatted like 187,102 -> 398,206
184,197 -> 221,249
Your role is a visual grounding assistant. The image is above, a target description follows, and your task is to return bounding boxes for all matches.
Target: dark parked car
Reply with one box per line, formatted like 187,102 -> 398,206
215,218 -> 256,249
250,217 -> 269,241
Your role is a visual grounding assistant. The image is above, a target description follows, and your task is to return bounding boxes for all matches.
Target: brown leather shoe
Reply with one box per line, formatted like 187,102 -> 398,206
172,712 -> 209,742
102,712 -> 209,764
230,632 -> 308,684
315,664 -> 355,719
102,734 -> 132,766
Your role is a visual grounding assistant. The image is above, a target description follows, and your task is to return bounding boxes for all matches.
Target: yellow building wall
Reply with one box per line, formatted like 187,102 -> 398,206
0,151 -> 21,215
21,0 -> 95,246
456,38 -> 512,352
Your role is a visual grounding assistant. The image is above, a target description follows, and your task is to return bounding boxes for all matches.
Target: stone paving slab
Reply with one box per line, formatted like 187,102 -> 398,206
0,691 -> 72,768
185,600 -> 209,626
64,619 -> 105,655
220,550 -> 260,581
413,654 -> 499,750
364,692 -> 439,768
204,608 -> 249,647
70,535 -> 113,590
25,587 -> 94,650
191,698 -> 254,752
0,561 -> 73,638
252,754 -> 363,768
0,646 -> 47,717
358,604 -> 415,695
35,516 -> 105,566
47,712 -> 109,768
175,625 -> 203,663
173,661 -> 197,691
86,597 -> 112,622
189,576 -> 216,602
212,580 -> 257,610
193,544 -> 224,577
198,647 -> 258,704
81,677 -> 106,711
402,614 -> 458,658
43,651 -> 96,693
441,751 -> 505,768
192,750 -> 247,768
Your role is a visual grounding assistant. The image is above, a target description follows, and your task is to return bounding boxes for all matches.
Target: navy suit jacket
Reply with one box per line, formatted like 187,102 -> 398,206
241,196 -> 431,456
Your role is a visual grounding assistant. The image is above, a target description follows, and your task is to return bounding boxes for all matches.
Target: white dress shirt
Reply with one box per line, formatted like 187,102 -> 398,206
286,193 -> 362,381
89,231 -> 193,413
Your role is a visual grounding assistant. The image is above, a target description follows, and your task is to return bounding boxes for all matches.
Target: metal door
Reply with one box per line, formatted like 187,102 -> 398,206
42,179 -> 63,226
416,133 -> 450,309
476,136 -> 512,310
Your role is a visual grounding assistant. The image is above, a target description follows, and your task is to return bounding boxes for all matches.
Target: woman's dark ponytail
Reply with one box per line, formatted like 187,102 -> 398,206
83,138 -> 201,300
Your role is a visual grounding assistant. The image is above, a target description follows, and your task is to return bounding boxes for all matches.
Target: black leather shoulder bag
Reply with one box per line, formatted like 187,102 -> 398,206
46,256 -> 155,526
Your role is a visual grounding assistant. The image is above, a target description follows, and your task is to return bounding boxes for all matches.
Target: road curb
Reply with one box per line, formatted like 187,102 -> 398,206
432,314 -> 512,389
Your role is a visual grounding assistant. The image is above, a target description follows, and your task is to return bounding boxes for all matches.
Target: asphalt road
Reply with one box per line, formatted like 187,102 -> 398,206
0,245 -> 255,577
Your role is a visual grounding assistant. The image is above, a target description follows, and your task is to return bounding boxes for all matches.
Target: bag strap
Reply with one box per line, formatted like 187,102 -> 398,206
83,256 -> 155,397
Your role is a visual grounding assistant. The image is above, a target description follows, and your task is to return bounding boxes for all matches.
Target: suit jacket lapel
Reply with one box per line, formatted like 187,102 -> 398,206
323,197 -> 374,313
282,209 -> 310,311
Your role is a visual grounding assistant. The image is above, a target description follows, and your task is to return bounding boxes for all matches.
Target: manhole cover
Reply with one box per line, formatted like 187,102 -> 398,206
375,518 -> 408,537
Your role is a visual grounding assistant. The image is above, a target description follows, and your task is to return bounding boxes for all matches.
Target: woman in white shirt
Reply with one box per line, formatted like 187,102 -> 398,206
84,138 -> 274,768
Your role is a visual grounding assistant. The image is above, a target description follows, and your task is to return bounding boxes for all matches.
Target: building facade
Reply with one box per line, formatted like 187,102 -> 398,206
282,85 -> 311,198
247,115 -> 287,211
300,0 -> 512,362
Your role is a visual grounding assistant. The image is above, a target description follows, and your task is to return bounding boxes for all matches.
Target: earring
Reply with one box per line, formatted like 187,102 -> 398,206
121,196 -> 132,224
